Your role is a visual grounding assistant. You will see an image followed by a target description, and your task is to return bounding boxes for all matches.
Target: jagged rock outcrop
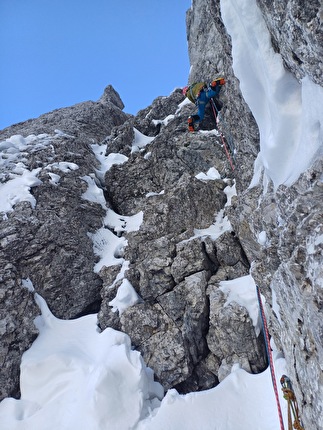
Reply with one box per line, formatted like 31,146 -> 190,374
1,75 -> 264,402
0,86 -> 128,399
97,89 -> 264,392
0,85 -> 127,142
186,0 -> 260,194
232,160 -> 323,428
186,0 -> 323,428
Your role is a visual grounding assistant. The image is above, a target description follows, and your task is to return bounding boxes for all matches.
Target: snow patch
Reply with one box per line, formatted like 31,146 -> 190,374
21,278 -> 35,293
219,275 -> 261,335
258,230 -> 267,246
47,172 -> 60,186
88,209 -> 143,273
80,175 -> 107,209
104,208 -> 143,235
146,190 -> 165,197
109,278 -> 142,314
193,209 -> 232,240
45,162 -> 79,172
152,115 -> 175,127
198,129 -> 221,136
195,167 -> 221,181
224,181 -> 236,206
176,97 -> 192,112
0,293 -> 163,430
91,143 -> 128,180
131,128 -> 155,153
0,168 -> 42,214
88,228 -> 127,273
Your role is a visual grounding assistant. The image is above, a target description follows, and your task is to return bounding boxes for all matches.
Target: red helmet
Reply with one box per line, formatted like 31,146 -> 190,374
182,86 -> 188,95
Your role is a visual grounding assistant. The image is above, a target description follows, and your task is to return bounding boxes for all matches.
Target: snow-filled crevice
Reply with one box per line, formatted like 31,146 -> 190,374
83,138 -> 146,316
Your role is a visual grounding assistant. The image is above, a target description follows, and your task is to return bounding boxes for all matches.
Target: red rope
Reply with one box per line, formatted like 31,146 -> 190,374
256,285 -> 285,430
219,130 -> 235,171
210,99 -> 235,171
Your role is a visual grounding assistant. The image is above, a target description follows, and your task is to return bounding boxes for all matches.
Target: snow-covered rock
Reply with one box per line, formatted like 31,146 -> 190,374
1,1 -> 322,428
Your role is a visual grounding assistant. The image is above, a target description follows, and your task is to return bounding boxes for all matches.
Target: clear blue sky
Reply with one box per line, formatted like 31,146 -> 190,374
0,0 -> 191,130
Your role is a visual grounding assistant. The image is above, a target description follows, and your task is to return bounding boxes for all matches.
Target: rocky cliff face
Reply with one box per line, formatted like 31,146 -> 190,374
186,0 -> 323,428
1,1 -> 322,429
0,86 -> 128,398
0,84 -> 266,399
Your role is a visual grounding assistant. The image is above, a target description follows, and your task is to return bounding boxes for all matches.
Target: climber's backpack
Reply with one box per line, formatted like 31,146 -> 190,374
185,82 -> 206,103
185,78 -> 225,103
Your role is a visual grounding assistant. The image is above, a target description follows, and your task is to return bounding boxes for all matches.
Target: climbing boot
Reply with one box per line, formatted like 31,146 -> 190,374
210,77 -> 226,90
188,116 -> 195,132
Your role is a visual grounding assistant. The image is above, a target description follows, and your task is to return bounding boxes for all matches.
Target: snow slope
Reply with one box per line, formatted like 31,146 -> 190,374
0,280 -> 287,430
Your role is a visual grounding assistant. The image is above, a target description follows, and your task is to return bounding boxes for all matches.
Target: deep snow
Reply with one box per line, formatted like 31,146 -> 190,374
1,0 -> 322,428
0,279 -> 287,430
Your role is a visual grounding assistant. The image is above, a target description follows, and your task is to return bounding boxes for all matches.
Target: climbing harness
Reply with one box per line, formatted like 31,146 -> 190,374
210,98 -> 235,171
280,375 -> 305,430
256,285 -> 286,430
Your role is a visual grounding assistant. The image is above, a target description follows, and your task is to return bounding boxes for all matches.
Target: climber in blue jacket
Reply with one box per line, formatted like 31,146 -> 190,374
182,78 -> 226,131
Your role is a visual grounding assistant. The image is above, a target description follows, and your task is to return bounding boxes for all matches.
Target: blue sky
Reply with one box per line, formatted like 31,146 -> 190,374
0,0 -> 191,130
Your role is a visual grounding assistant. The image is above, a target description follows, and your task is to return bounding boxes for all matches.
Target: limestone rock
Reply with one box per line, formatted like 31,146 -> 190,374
133,88 -> 185,136
1,3 -> 321,429
0,86 -> 128,398
207,284 -> 267,379
171,237 -> 219,284
125,235 -> 176,300
0,86 -> 128,142
119,271 -> 210,389
0,268 -> 38,399
186,2 -> 323,427
98,84 -> 125,109
120,302 -> 189,388
157,271 -> 210,365
96,87 -> 265,392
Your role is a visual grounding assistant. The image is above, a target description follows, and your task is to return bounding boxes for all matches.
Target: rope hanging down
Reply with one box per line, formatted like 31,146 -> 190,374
256,285 -> 285,430
210,98 -> 235,171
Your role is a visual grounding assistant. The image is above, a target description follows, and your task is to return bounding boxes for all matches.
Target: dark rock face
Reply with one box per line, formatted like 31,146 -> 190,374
185,0 -> 323,428
0,80 -> 262,402
0,267 -> 38,400
0,87 -> 128,399
97,90 -> 263,392
186,1 -> 323,428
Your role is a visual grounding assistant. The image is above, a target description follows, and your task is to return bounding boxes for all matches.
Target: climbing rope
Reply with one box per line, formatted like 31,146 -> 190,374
256,285 -> 286,430
280,375 -> 305,430
210,98 -> 235,171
